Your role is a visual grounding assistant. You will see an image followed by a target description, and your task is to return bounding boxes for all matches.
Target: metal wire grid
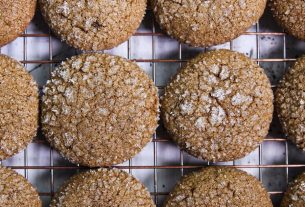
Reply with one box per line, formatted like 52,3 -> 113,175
0,8 -> 305,207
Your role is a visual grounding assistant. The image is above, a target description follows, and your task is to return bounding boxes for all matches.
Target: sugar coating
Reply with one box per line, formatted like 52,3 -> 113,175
164,167 -> 272,207
231,93 -> 253,106
161,50 -> 273,162
0,0 -> 36,46
210,106 -> 226,126
39,0 -> 146,50
51,168 -> 155,207
195,117 -> 206,130
0,55 -> 39,160
275,56 -> 305,150
152,0 -> 266,47
0,167 -> 41,207
269,0 -> 305,41
42,53 -> 159,167
281,172 -> 305,207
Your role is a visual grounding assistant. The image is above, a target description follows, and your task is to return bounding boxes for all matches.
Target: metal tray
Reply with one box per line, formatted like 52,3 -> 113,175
1,7 -> 305,207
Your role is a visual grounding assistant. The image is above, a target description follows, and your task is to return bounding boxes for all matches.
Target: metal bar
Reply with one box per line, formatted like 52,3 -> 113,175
18,31 -> 287,38
256,21 -> 263,182
19,58 -> 297,65
23,28 -> 28,179
49,29 -> 55,199
178,43 -> 184,177
283,30 -> 290,188
229,39 -> 236,168
38,190 -> 284,197
31,137 -> 288,144
152,18 -> 158,205
6,164 -> 305,170
127,39 -> 133,175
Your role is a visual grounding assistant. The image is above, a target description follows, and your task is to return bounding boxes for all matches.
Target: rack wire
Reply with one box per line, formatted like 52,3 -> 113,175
1,8 -> 305,207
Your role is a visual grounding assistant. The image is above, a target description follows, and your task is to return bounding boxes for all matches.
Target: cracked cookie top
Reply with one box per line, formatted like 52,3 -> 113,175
164,167 -> 272,207
281,171 -> 305,207
0,0 -> 36,46
269,0 -> 305,41
161,50 -> 273,162
39,0 -> 146,50
275,56 -> 305,150
51,168 -> 155,207
0,55 -> 39,160
42,53 -> 159,167
152,0 -> 266,47
0,167 -> 41,207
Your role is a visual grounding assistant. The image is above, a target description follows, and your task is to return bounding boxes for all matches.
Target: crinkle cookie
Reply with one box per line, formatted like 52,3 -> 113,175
152,0 -> 266,47
0,0 -> 36,46
281,172 -> 305,207
51,168 -> 155,207
39,0 -> 146,50
42,53 -> 159,167
161,50 -> 273,162
0,55 -> 39,160
275,56 -> 305,150
0,167 -> 41,207
269,0 -> 305,41
164,167 -> 272,207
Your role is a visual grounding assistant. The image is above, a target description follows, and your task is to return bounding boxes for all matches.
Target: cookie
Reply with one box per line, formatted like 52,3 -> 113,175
152,0 -> 266,47
51,168 -> 155,207
164,167 -> 272,207
0,0 -> 36,47
269,0 -> 305,41
42,53 -> 159,167
281,172 -> 305,207
39,0 -> 146,51
161,49 -> 273,162
0,55 -> 39,160
275,56 -> 305,150
0,167 -> 41,207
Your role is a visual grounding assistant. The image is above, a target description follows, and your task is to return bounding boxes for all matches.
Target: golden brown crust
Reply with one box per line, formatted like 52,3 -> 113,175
51,168 -> 155,207
269,0 -> 305,41
0,55 -> 39,160
42,53 -> 159,167
164,167 -> 272,207
152,0 -> 266,47
39,0 -> 146,50
0,167 -> 41,207
161,50 -> 273,162
281,172 -> 305,207
0,0 -> 36,47
275,56 -> 305,150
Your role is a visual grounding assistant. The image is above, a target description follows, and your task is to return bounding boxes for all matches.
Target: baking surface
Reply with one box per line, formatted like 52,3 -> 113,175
1,8 -> 305,207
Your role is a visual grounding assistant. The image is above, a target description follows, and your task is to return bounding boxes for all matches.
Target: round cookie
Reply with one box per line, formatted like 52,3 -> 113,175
281,172 -> 305,207
269,0 -> 305,41
275,56 -> 305,150
42,53 -> 159,167
164,167 -> 272,207
152,0 -> 266,47
161,49 -> 273,162
39,0 -> 146,50
0,0 -> 36,47
0,55 -> 39,160
51,168 -> 155,207
0,167 -> 41,207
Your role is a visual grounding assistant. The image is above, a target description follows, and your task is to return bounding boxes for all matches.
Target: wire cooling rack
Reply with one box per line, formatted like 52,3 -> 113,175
1,7 -> 305,207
